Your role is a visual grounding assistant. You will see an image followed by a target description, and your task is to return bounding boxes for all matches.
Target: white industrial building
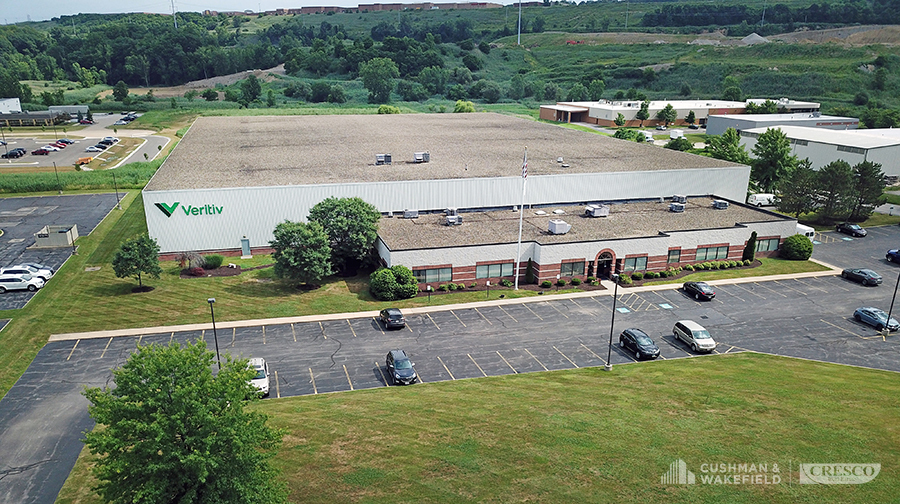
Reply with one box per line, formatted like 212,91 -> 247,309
0,98 -> 22,114
706,112 -> 858,136
143,113 -> 795,282
739,126 -> 900,176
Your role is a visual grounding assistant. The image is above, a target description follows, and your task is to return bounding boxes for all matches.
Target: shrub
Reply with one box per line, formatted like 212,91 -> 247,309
189,267 -> 206,277
377,104 -> 401,114
448,283 -> 458,290
571,277 -> 582,285
526,258 -> 535,284
619,275 -> 633,285
540,280 -> 552,288
500,279 -> 513,287
438,284 -> 448,291
684,264 -> 695,271
648,271 -> 661,279
781,234 -> 813,260
470,282 -> 477,288
591,280 -> 600,286
717,262 -> 728,270
203,254 -> 224,269
704,262 -> 714,270
631,272 -> 644,281
556,279 -> 566,286
743,259 -> 752,266
728,260 -> 737,268
586,276 -> 596,283
369,265 -> 418,300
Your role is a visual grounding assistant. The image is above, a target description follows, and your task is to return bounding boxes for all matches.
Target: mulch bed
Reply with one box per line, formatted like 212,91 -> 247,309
415,280 -> 607,298
179,263 -> 274,279
625,260 -> 762,287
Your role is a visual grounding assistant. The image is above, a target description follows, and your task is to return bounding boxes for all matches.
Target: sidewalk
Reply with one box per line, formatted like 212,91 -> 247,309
48,259 -> 841,342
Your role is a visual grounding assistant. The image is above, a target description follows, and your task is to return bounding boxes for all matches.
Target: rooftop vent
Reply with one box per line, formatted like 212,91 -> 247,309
548,219 -> 571,235
403,209 -> 419,219
669,202 -> 685,213
444,214 -> 463,226
557,157 -> 564,163
672,194 -> 687,203
387,211 -> 393,218
552,209 -> 566,215
534,210 -> 547,216
414,151 -> 430,163
375,153 -> 392,165
712,200 -> 729,210
584,204 -> 609,217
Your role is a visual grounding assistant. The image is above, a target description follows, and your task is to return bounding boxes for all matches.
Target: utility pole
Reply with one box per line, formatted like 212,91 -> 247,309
171,0 -> 178,29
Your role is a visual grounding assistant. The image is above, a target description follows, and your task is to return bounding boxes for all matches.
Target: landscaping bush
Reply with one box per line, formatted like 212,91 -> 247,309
438,284 -> 448,291
369,265 -> 418,300
203,254 -> 224,270
646,271 -> 660,279
703,262 -> 714,270
619,275 -> 633,285
189,267 -> 206,277
586,276 -> 596,283
571,277 -> 582,285
469,282 -> 477,288
500,279 -> 513,287
684,264 -> 694,271
556,279 -> 566,286
781,234 -> 813,260
540,280 -> 552,288
743,259 -> 752,266
591,280 -> 600,286
728,260 -> 738,268
448,283 -> 458,290
717,261 -> 729,270
631,272 -> 644,281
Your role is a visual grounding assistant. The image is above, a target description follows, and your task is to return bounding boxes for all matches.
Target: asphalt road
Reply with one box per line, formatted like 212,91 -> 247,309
2,224 -> 900,503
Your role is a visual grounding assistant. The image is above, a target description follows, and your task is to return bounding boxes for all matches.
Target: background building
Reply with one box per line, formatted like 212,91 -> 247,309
0,98 -> 21,114
706,112 -> 858,136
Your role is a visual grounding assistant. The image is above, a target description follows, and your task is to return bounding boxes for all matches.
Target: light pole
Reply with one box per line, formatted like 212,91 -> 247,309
53,162 -> 62,194
886,268 -> 900,336
112,172 -> 121,209
427,285 -> 432,302
207,298 -> 222,370
486,280 -> 490,299
556,274 -> 561,292
605,274 -> 620,371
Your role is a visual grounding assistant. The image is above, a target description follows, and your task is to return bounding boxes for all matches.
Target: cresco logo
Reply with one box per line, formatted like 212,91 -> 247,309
154,202 -> 223,218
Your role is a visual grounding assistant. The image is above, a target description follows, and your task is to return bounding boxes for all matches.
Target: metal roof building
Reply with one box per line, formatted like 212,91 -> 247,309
706,112 -> 858,136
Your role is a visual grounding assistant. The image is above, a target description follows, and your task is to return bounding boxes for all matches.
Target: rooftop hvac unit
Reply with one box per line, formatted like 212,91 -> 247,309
375,153 -> 392,165
548,219 -> 571,235
444,215 -> 463,226
387,211 -> 393,218
669,202 -> 685,213
414,152 -> 430,163
712,200 -> 729,210
584,204 -> 609,217
403,209 -> 419,219
672,194 -> 687,204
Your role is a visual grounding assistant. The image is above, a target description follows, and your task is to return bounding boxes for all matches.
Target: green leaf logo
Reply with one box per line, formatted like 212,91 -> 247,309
155,202 -> 180,218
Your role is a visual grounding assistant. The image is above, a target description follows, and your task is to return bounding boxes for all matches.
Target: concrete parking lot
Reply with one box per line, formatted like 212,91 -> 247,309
3,224 -> 900,503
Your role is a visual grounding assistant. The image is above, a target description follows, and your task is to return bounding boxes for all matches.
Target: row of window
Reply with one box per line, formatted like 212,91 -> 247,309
414,241 -> 778,280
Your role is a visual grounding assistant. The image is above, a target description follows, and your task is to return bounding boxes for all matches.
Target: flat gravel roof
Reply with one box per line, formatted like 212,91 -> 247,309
378,197 -> 789,250
145,113 -> 743,191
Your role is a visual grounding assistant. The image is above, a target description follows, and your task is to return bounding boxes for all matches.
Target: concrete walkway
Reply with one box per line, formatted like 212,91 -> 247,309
48,258 -> 841,342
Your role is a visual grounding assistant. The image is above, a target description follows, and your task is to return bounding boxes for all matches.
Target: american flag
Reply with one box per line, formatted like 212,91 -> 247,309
521,150 -> 528,179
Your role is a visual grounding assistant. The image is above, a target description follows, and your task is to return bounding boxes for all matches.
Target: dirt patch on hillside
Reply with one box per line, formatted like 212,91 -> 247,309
107,65 -> 287,99
769,25 -> 900,45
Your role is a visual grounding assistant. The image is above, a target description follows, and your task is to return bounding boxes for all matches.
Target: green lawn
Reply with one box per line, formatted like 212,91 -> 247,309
56,353 -> 900,503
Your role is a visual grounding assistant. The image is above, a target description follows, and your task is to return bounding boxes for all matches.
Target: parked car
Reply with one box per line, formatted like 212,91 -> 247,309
247,357 -> 270,397
102,136 -> 120,143
886,250 -> 900,263
41,145 -> 59,152
618,328 -> 660,360
688,124 -> 700,130
655,125 -> 667,130
385,349 -> 418,385
79,119 -> 93,124
0,274 -> 44,293
673,320 -> 717,353
114,120 -> 128,126
92,144 -> 108,150
683,281 -> 716,300
85,146 -> 104,152
57,138 -> 74,145
2,149 -> 25,159
853,307 -> 899,331
841,268 -> 882,286
50,142 -> 66,149
836,222 -> 867,237
8,264 -> 53,281
379,308 -> 406,329
20,263 -> 54,275
31,149 -> 49,155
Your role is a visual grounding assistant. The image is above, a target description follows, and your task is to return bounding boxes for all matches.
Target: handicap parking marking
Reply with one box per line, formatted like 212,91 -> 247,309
648,290 -> 680,309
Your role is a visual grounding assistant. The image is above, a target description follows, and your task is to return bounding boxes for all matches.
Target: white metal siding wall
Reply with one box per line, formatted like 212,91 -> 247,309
741,137 -> 900,176
143,167 -> 749,253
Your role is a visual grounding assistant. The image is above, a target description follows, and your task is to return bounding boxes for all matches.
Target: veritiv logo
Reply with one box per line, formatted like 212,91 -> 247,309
154,202 -> 223,218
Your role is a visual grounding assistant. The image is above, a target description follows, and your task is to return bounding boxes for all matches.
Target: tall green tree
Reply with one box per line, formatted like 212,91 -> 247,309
817,160 -> 855,221
742,231 -> 757,262
850,160 -> 886,221
656,103 -> 677,126
750,127 -> 797,193
112,80 -> 129,101
614,113 -> 626,127
309,197 -> 381,274
706,127 -> 751,165
635,100 -> 650,127
270,220 -> 333,286
112,234 -> 162,289
777,158 -> 819,218
685,110 -> 696,125
566,83 -> 587,101
587,79 -> 605,101
241,74 -> 262,102
83,340 -> 287,504
359,57 -> 399,104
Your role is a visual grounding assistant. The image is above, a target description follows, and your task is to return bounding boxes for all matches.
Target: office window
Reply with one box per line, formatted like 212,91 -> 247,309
413,267 -> 452,283
622,257 -> 648,272
476,263 -> 514,279
560,261 -> 585,277
696,246 -> 729,261
756,238 -> 780,252
667,250 -> 681,263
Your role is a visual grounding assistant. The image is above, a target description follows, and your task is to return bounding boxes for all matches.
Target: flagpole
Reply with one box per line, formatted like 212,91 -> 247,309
514,147 -> 527,290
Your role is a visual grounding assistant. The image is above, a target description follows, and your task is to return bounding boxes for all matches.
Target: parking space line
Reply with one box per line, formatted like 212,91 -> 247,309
553,346 -> 578,368
100,337 -> 113,358
546,302 -> 569,319
347,320 -> 357,337
523,304 -> 544,321
450,310 -> 467,327
309,368 -> 317,394
498,306 -> 517,322
725,346 -> 736,353
427,314 -> 441,330
374,318 -> 384,335
580,343 -> 607,364
569,298 -> 597,316
375,361 -> 389,386
200,330 -> 205,342
407,323 -> 413,332
730,283 -> 767,299
820,318 -> 873,339
497,351 -> 518,373
262,326 -> 266,344
291,323 -> 297,342
649,290 -> 678,308
474,307 -> 493,325
231,328 -> 236,347
468,354 -> 487,377
274,371 -> 281,398
137,335 -> 143,346
753,282 -> 788,298
319,321 -> 326,339
416,368 -> 424,383
169,332 -> 174,343
523,348 -> 548,371
437,356 -> 455,380
773,280 -> 808,296
343,364 -> 353,390
790,278 -> 827,292
66,340 -> 80,361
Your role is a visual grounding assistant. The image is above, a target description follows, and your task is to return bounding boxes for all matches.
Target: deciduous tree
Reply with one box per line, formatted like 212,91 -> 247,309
817,160 -> 855,221
359,57 -> 399,104
270,220 -> 333,286
635,100 -> 650,127
656,103 -> 677,126
241,74 -> 262,102
112,234 -> 162,289
706,127 -> 751,165
309,197 -> 381,275
750,127 -> 797,193
850,160 -> 886,221
777,158 -> 819,218
112,80 -> 129,101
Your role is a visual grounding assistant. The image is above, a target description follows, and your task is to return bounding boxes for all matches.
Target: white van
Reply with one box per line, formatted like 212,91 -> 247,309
796,224 -> 815,242
641,131 -> 654,143
747,193 -> 775,207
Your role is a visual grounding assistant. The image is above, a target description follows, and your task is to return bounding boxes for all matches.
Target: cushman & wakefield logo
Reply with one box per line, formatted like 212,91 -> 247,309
661,460 -> 880,485
154,202 -> 223,218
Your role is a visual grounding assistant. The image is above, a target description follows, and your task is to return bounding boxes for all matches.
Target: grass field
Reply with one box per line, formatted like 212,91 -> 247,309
56,352 -> 900,504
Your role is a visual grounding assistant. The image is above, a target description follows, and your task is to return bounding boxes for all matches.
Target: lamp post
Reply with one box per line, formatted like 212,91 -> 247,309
112,172 -> 121,209
486,280 -> 490,299
53,162 -> 62,194
605,274 -> 620,371
556,274 -> 561,292
207,298 -> 222,370
427,285 -> 432,302
886,268 -> 900,337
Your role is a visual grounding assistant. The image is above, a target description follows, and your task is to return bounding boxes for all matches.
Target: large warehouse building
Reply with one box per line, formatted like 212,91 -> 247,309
143,113 -> 795,282
706,112 -> 858,136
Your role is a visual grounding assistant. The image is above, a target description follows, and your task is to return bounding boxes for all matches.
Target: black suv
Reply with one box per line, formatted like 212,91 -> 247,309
2,148 -> 25,159
385,350 -> 417,385
618,328 -> 660,360
379,308 -> 406,329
